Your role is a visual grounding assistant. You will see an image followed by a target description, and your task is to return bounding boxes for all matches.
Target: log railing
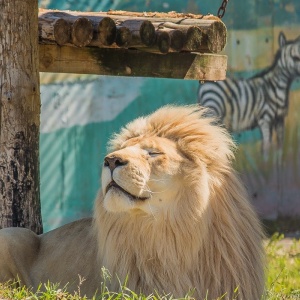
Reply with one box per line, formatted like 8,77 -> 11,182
39,9 -> 227,54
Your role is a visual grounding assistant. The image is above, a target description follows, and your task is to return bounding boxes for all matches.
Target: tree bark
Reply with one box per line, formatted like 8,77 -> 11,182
0,0 -> 42,234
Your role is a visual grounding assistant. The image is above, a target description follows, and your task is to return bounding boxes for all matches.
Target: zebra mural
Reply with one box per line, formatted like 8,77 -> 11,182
198,32 -> 300,158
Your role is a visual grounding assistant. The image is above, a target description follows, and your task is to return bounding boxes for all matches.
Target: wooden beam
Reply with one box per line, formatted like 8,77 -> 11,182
0,0 -> 42,233
39,44 -> 227,80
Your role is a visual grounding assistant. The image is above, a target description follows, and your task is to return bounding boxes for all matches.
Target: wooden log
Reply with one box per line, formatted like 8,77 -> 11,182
71,17 -> 93,47
140,29 -> 185,54
140,20 -> 156,46
39,16 -> 71,46
185,26 -> 203,51
202,21 -> 227,53
156,31 -> 171,54
116,26 -> 132,47
155,27 -> 185,52
119,20 -> 156,47
39,44 -> 227,81
98,17 -> 116,46
89,17 -> 116,47
39,10 -> 117,47
169,30 -> 185,51
0,0 -> 42,233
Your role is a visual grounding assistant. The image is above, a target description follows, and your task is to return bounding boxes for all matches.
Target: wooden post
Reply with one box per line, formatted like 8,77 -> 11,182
0,0 -> 42,233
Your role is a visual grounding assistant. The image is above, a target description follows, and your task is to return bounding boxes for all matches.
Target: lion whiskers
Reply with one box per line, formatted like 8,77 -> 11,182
148,178 -> 167,183
146,201 -> 157,219
143,184 -> 171,196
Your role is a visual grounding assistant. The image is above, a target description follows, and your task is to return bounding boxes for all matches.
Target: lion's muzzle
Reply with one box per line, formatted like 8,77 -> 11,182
105,180 -> 149,202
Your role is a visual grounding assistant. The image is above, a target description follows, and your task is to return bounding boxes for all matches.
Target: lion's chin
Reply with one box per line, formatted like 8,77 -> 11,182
103,186 -> 148,213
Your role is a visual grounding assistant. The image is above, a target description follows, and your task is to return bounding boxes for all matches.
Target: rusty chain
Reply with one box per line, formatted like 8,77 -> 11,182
217,0 -> 229,19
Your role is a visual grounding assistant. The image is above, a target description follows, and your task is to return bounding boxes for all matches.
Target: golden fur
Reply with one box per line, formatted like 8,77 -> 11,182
0,105 -> 264,299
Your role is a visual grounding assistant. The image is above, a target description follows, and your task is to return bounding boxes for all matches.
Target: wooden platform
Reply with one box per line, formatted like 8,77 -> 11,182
38,9 -> 228,80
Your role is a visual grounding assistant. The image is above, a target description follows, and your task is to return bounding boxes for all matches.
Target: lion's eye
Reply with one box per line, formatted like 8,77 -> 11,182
147,150 -> 163,157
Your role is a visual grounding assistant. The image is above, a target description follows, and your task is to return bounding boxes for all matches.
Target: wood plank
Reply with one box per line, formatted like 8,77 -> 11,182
39,44 -> 227,80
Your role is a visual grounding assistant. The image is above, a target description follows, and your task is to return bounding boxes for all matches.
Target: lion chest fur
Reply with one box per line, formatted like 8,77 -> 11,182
95,201 -> 206,297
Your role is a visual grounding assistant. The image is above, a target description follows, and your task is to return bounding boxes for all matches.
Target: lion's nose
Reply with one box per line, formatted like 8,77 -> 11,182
104,155 -> 128,171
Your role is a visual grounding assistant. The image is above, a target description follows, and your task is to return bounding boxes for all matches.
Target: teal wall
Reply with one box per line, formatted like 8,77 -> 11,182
40,76 -> 198,231
39,0 -> 300,232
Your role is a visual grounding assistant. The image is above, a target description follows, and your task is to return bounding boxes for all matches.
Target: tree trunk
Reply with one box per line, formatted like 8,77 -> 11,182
0,0 -> 42,234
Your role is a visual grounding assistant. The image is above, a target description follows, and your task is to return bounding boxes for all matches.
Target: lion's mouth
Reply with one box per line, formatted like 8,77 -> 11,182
105,181 -> 149,201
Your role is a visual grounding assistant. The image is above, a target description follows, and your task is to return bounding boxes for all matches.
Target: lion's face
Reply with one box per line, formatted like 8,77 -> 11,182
102,136 -> 187,214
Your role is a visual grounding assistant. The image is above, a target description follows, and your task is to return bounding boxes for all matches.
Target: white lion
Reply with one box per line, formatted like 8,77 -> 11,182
0,105 -> 264,299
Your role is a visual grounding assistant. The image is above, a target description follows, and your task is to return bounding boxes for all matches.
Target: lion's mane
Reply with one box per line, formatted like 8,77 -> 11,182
94,105 -> 265,299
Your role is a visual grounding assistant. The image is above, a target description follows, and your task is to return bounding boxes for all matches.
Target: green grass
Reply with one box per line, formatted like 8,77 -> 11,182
265,233 -> 300,299
0,234 -> 299,300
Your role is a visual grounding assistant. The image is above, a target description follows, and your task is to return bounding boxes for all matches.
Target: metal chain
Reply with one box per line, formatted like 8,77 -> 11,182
217,0 -> 229,19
